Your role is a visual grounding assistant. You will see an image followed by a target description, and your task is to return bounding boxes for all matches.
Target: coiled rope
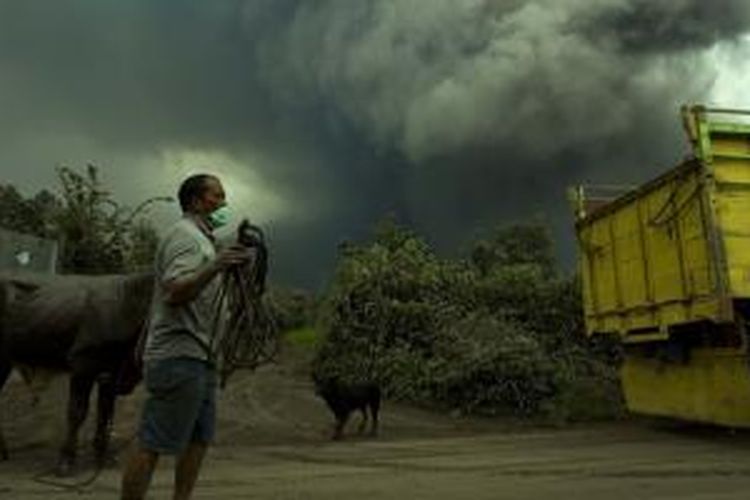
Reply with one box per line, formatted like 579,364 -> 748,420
208,220 -> 279,388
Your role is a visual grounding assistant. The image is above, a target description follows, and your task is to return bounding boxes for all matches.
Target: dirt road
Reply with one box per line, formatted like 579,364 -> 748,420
2,346 -> 750,499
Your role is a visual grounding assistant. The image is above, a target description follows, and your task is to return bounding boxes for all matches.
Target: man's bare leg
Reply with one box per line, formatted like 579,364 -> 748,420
174,441 -> 208,500
121,447 -> 159,500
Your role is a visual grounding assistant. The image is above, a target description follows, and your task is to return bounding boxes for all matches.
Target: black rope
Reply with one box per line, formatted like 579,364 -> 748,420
32,466 -> 103,493
31,432 -> 137,493
648,178 -> 702,227
210,220 -> 279,388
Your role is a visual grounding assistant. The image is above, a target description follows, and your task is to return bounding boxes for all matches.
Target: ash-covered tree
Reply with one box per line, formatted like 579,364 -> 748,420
0,185 -> 59,239
470,222 -> 556,277
55,165 -> 172,273
314,217 -> 623,420
0,164 -> 170,273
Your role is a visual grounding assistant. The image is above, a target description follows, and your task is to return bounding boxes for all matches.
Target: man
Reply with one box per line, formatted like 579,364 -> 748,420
121,174 -> 253,500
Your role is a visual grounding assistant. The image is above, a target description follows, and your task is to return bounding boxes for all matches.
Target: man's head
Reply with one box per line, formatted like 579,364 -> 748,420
177,174 -> 228,227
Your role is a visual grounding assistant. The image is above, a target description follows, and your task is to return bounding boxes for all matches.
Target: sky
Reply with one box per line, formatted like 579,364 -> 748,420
2,0 -> 750,288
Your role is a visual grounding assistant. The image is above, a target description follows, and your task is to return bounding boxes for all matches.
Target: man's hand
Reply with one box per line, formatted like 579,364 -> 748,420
164,246 -> 255,305
214,245 -> 256,270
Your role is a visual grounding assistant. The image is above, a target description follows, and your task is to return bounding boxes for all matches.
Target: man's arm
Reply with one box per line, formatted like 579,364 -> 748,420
163,245 -> 254,305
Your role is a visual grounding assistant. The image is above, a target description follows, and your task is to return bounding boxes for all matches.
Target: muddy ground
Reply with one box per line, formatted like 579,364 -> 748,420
2,343 -> 750,499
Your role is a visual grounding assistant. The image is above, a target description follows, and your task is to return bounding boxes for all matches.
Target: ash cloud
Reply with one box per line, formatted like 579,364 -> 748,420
581,0 -> 750,53
1,0 -> 750,286
242,0 -> 739,164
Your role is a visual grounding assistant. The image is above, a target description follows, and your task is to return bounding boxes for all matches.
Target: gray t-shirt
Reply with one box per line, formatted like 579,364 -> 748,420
143,217 -> 221,363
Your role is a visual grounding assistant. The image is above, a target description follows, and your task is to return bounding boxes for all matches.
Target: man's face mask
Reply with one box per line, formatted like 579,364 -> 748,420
207,204 -> 231,229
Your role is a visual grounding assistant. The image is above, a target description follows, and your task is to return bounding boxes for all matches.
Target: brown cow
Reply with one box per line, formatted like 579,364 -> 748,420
0,271 -> 153,475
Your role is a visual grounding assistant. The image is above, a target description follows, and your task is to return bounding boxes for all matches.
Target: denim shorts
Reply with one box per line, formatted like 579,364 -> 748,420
138,357 -> 217,454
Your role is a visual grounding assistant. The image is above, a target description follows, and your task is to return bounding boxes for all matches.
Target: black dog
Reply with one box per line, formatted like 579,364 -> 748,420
313,375 -> 381,440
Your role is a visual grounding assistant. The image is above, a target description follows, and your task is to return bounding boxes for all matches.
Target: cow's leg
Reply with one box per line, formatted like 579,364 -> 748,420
332,411 -> 349,440
369,398 -> 380,437
0,360 -> 12,461
357,407 -> 368,434
93,372 -> 116,466
57,372 -> 95,476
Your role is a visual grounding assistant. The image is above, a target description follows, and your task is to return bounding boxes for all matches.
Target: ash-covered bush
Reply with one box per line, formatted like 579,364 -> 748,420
425,314 -> 558,415
313,219 -> 623,420
267,287 -> 318,331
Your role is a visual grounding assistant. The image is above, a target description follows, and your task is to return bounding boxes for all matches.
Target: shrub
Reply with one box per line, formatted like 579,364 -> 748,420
313,220 -> 623,421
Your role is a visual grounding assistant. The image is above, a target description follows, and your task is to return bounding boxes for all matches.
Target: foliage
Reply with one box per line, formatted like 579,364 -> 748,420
54,165 -> 171,273
0,165 -> 170,273
470,223 -> 556,277
284,327 -> 320,348
0,185 -> 60,239
313,218 -> 623,421
426,314 -> 557,415
267,286 -> 318,332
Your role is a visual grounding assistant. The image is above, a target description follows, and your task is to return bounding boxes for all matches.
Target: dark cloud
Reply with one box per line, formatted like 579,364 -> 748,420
1,0 -> 749,287
581,0 -> 750,53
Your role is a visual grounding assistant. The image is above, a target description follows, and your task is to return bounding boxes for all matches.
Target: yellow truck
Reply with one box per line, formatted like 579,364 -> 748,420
571,106 -> 750,427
